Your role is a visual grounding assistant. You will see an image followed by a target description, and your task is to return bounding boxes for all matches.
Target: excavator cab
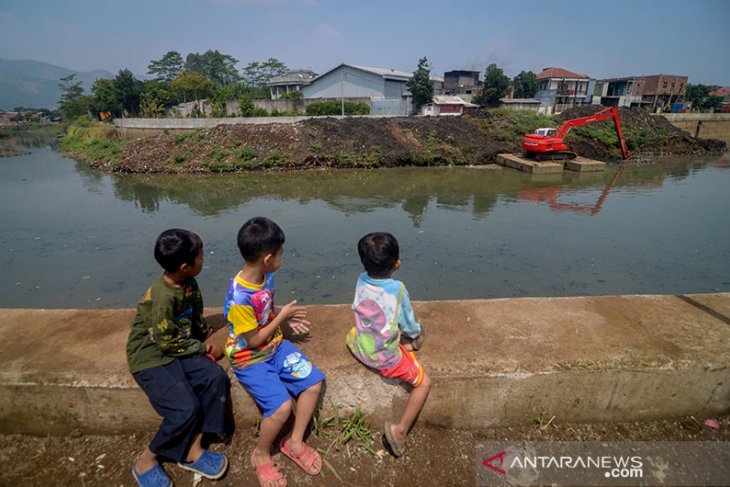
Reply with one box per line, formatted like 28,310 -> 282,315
534,128 -> 558,137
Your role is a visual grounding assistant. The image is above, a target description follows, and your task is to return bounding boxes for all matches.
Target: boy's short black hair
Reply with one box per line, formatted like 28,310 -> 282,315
154,229 -> 203,273
358,232 -> 399,277
237,217 -> 286,262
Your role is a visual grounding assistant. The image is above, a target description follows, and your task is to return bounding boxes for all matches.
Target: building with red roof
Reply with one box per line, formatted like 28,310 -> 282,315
534,67 -> 595,113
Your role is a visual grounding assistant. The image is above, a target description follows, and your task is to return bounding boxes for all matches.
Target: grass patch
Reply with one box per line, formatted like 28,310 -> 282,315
60,121 -> 131,165
481,109 -> 559,141
261,150 -> 291,167
0,124 -> 63,138
313,403 -> 379,483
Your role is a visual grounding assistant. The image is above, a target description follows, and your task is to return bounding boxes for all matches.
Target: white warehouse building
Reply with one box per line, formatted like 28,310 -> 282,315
301,63 -> 444,115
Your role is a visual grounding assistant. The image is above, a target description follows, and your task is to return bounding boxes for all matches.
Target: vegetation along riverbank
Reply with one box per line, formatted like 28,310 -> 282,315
59,107 -> 726,173
0,123 -> 63,157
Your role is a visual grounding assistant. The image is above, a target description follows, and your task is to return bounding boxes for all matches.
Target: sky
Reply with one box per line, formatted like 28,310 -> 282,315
1,0 -> 729,85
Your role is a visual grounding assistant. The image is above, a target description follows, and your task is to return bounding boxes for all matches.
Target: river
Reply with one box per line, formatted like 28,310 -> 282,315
1,140 -> 729,308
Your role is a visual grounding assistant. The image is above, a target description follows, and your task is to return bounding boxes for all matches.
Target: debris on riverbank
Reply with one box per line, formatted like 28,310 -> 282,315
60,108 -> 726,173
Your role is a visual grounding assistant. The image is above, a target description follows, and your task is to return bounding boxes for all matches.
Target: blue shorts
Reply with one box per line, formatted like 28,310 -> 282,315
233,340 -> 325,418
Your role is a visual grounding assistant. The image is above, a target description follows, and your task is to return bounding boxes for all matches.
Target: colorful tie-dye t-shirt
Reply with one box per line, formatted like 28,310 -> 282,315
346,272 -> 421,370
224,271 -> 283,369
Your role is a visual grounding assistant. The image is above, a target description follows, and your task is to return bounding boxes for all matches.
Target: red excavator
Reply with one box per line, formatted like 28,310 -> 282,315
522,106 -> 631,161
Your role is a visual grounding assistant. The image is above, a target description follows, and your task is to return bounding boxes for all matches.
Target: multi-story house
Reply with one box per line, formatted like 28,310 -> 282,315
534,67 -> 595,113
595,74 -> 688,111
443,70 -> 481,101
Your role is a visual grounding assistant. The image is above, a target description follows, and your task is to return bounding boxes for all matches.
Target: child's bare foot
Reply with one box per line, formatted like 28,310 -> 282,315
384,422 -> 407,457
251,451 -> 286,487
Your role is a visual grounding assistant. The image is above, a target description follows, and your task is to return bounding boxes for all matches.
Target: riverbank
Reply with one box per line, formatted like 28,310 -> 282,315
0,123 -> 62,157
1,293 -> 729,485
59,108 -> 726,173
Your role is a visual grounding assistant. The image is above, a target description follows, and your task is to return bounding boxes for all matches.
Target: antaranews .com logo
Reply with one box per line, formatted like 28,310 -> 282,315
475,442 -> 729,486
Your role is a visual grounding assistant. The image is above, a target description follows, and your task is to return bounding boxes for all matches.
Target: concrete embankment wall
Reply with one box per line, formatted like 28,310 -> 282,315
113,115 -> 398,138
1,293 -> 729,435
660,113 -> 730,144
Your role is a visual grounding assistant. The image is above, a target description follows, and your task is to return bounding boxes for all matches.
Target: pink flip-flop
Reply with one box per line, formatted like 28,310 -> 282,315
279,437 -> 321,475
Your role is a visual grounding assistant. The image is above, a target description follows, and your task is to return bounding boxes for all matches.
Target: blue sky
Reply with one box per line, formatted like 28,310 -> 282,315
1,0 -> 728,85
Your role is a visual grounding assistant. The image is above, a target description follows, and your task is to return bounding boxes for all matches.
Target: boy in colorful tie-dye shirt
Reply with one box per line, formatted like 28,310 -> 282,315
346,232 -> 432,458
224,217 -> 325,487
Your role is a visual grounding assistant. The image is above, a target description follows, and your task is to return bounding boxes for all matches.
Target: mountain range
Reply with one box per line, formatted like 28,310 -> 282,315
0,58 -> 114,111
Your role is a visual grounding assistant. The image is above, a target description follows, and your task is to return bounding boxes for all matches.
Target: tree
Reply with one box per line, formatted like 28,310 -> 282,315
185,50 -> 240,88
476,63 -> 511,107
58,74 -> 88,120
147,51 -> 184,82
406,57 -> 434,113
685,83 -> 723,112
91,78 -> 121,116
139,80 -> 179,117
113,69 -> 144,117
172,72 -> 213,117
241,58 -> 288,88
238,96 -> 254,117
512,70 -> 539,99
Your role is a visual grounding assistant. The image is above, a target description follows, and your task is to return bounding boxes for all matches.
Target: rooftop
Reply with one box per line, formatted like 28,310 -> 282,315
538,67 -> 590,80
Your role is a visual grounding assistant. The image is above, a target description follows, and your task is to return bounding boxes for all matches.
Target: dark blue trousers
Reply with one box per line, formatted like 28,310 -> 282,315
133,355 -> 230,462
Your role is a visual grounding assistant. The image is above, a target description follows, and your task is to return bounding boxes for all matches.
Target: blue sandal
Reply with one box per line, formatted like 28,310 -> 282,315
177,450 -> 228,479
132,463 -> 173,487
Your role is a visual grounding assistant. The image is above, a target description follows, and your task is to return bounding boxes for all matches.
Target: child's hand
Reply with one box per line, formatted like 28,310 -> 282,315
279,300 -> 307,321
287,317 -> 311,335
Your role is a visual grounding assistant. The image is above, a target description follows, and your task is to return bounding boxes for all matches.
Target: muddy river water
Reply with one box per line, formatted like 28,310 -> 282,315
1,143 -> 729,308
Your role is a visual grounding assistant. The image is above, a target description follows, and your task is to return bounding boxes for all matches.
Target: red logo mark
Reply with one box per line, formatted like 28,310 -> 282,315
483,450 -> 507,475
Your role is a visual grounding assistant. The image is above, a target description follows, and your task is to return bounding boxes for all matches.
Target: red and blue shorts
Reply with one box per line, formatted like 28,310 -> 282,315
379,344 -> 425,387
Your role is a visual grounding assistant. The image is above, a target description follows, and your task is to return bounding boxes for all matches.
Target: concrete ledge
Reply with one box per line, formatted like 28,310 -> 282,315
565,156 -> 605,172
496,153 -> 563,174
1,294 -> 729,435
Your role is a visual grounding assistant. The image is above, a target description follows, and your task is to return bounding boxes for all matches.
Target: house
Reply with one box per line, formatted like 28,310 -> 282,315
594,74 -> 688,112
534,67 -> 595,113
301,63 -> 444,115
641,74 -> 688,112
420,96 -> 479,116
268,69 -> 317,99
444,70 -> 481,101
593,77 -> 645,108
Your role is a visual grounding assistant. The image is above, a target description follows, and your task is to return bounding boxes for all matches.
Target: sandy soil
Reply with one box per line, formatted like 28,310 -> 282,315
2,414 -> 727,486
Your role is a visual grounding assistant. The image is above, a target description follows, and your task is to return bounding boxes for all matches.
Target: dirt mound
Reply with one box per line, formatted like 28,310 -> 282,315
84,109 -> 725,173
112,117 -> 514,173
560,106 -> 726,157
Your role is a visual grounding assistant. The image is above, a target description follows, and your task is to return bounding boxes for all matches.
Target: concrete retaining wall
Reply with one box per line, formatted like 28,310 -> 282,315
659,113 -> 730,144
1,293 -> 729,435
113,114 -> 401,137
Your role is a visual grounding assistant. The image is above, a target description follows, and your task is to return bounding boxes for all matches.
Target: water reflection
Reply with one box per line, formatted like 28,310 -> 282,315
108,155 -> 717,221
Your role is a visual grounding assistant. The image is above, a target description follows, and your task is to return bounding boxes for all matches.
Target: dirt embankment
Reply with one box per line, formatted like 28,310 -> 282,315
80,108 -> 726,173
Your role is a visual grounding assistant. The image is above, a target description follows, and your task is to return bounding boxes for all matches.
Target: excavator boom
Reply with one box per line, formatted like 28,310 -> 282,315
522,106 -> 631,160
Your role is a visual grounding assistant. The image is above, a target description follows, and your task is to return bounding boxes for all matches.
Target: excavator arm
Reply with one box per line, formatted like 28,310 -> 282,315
555,107 -> 631,160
